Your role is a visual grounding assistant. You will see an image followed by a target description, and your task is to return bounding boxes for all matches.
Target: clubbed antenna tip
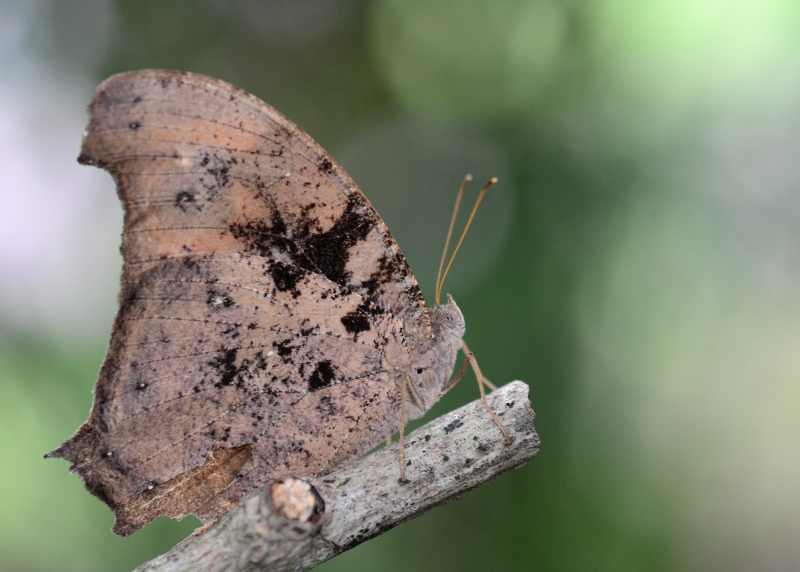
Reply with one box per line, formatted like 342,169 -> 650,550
434,174 -> 500,305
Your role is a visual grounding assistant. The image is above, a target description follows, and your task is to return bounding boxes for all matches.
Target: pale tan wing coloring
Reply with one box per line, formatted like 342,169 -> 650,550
48,70 -> 427,535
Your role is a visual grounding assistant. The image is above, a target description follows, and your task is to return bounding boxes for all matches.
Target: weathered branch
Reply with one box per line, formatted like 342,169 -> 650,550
135,381 -> 539,572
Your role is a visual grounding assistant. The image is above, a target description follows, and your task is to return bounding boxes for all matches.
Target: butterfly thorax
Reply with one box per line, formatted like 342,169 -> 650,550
393,297 -> 465,421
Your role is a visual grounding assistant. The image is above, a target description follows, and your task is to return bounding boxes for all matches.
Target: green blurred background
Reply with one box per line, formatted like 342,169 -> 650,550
2,1 -> 799,570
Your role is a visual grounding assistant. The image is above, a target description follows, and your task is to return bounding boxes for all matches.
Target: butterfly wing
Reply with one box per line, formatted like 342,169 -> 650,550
48,70 -> 428,535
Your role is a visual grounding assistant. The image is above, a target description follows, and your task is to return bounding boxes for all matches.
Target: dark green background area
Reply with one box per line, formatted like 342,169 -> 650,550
3,2 -> 798,571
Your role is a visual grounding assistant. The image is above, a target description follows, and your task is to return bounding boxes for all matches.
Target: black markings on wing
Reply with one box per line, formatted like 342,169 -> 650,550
86,367 -> 389,478
99,253 -> 389,425
83,70 -> 425,317
229,193 -> 375,289
308,360 -> 335,391
174,190 -> 200,213
64,70 -> 430,533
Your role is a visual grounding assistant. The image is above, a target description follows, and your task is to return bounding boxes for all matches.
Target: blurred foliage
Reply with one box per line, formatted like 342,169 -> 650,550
2,1 -> 799,571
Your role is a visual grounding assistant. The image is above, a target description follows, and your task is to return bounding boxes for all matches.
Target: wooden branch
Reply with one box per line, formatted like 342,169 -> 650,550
135,381 -> 539,572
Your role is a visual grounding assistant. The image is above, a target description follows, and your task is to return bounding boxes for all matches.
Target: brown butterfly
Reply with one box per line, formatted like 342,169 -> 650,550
47,70 -> 508,536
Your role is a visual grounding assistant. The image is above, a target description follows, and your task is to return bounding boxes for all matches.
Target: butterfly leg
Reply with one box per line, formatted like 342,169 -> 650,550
461,340 -> 513,444
441,355 -> 469,394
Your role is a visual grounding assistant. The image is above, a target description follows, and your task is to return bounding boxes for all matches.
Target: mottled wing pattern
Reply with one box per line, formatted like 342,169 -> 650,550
48,70 -> 427,535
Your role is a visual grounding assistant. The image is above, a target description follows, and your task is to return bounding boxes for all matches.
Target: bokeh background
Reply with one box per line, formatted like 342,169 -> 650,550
2,1 -> 799,570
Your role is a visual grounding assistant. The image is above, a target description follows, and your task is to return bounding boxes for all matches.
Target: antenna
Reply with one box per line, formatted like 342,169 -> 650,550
435,174 -> 471,304
434,175 -> 498,305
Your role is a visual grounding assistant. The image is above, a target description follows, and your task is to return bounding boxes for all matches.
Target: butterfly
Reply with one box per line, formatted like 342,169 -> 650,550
46,70 -> 508,536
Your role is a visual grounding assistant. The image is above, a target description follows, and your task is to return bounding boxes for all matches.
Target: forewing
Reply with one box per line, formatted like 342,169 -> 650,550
48,70 -> 426,535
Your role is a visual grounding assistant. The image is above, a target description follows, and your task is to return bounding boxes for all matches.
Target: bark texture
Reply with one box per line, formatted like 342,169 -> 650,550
135,381 -> 539,572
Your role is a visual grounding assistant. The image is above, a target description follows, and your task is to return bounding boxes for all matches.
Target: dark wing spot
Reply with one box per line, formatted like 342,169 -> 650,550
208,348 -> 240,387
341,311 -> 370,334
340,297 -> 383,335
207,290 -> 235,309
273,339 -> 293,363
230,194 -> 375,289
269,261 -> 304,296
200,153 -> 232,197
308,360 -> 335,391
175,190 -> 198,212
304,195 -> 375,286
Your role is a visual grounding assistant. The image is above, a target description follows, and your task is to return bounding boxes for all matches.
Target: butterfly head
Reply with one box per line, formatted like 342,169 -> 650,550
397,174 -> 497,420
431,293 -> 465,340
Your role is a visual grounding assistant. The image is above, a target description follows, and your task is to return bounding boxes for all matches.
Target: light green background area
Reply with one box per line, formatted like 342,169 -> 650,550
2,1 -> 799,571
